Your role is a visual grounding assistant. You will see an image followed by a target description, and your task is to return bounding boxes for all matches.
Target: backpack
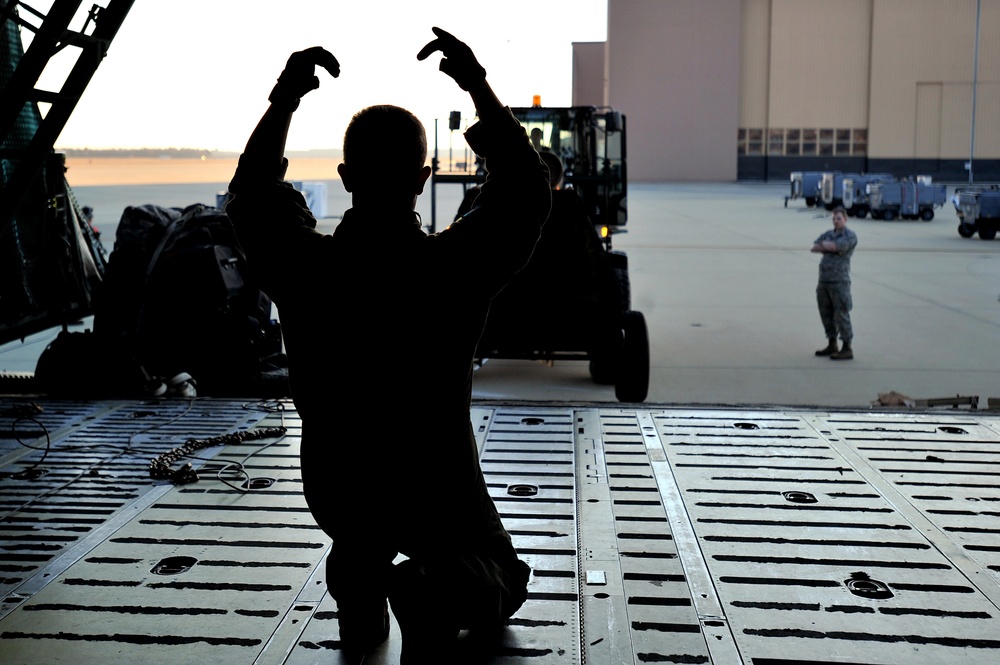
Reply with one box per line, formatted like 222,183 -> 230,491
90,203 -> 286,396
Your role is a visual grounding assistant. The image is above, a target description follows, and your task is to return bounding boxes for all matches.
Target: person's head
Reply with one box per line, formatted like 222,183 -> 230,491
338,104 -> 431,209
538,151 -> 564,189
832,206 -> 848,230
530,127 -> 544,150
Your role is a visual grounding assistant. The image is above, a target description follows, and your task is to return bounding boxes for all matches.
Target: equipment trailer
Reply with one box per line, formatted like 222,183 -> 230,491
867,178 -> 947,221
953,185 -> 1000,240
788,171 -> 825,207
841,172 -> 895,217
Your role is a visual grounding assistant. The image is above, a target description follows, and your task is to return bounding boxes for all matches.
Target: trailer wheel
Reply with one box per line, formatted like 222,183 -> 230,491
615,311 -> 649,403
958,223 -> 976,238
979,226 -> 997,240
854,206 -> 868,219
920,209 -> 934,221
805,196 -> 816,207
882,209 -> 896,221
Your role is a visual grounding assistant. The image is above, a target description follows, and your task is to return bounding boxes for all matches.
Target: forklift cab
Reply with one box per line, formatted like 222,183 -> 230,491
430,105 -> 627,244
512,106 -> 627,245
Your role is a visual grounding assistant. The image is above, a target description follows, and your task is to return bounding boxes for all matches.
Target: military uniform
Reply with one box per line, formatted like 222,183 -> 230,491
814,226 -> 858,347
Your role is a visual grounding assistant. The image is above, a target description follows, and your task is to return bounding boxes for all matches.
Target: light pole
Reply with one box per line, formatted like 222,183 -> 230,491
969,0 -> 981,184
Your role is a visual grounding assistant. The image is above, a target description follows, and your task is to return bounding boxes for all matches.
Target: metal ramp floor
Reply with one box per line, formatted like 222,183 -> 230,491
1,397 -> 999,664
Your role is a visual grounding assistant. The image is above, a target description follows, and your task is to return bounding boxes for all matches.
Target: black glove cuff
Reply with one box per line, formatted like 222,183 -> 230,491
268,82 -> 301,111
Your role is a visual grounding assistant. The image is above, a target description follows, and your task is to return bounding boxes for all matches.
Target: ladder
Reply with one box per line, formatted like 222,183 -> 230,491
0,0 -> 132,344
0,0 -> 133,230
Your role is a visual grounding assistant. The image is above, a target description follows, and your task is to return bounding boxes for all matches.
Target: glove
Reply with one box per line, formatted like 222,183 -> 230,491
269,47 -> 340,109
416,27 -> 486,91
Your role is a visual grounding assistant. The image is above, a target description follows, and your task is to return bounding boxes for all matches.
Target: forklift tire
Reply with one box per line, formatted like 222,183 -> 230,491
615,311 -> 649,403
958,223 -> 976,238
920,209 -> 934,221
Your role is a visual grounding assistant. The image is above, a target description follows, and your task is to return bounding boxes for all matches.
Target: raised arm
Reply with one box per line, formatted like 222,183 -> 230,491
417,27 -> 551,293
239,47 -> 341,181
417,27 -> 505,125
226,47 -> 340,301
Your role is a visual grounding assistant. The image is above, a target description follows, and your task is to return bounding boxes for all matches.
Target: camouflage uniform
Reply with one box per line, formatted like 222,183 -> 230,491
815,227 -> 858,343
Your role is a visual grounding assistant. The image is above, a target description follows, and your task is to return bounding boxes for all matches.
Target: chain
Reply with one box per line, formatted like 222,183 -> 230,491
149,426 -> 287,484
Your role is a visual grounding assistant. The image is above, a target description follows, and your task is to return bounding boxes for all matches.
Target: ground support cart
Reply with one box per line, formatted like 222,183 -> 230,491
953,186 -> 1000,240
841,173 -> 894,218
818,172 -> 848,210
788,171 -> 825,207
867,179 -> 946,221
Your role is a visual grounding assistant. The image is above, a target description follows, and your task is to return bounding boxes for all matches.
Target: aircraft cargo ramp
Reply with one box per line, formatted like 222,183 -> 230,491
2,397 -> 999,665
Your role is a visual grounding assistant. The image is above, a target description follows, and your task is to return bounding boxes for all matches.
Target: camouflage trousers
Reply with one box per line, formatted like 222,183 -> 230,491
816,280 -> 853,343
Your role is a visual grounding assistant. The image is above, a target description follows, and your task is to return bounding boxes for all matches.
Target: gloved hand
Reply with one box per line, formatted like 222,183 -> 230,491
416,27 -> 486,91
269,47 -> 340,108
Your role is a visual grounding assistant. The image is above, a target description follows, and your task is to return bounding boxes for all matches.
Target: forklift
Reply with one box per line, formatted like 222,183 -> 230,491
430,104 -> 650,402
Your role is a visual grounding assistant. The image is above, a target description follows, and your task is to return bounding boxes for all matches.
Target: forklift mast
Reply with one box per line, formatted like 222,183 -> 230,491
0,0 -> 132,344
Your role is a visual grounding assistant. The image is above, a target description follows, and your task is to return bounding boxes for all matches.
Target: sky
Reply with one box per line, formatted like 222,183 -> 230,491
29,1 -> 608,153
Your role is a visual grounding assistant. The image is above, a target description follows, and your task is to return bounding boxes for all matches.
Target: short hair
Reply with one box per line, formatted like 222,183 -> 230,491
343,105 -> 427,186
538,151 -> 563,188
832,205 -> 847,216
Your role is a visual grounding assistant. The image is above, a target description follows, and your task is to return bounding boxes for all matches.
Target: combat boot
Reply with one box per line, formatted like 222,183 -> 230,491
830,343 -> 853,360
815,339 -> 838,356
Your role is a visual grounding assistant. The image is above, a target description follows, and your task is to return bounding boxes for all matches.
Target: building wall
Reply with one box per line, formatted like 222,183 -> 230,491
870,0 -> 999,162
739,0 -> 770,130
600,0 -> 1000,181
738,0 -> 873,179
607,0 -> 741,182
572,42 -> 607,107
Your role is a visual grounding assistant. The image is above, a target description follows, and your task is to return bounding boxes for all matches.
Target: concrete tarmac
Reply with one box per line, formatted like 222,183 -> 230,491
471,182 -> 1000,409
2,182 -> 997,410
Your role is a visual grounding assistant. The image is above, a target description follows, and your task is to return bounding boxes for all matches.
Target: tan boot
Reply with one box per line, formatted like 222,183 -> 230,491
815,339 -> 838,356
830,343 -> 853,360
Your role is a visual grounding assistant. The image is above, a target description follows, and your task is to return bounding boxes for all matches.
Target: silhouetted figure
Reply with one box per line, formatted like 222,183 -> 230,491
226,28 -> 550,664
530,126 -> 545,152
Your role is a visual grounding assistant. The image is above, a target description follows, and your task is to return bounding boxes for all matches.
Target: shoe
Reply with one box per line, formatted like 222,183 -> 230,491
830,344 -> 853,360
815,339 -> 838,356
166,372 -> 197,397
389,560 -> 459,665
338,598 -> 389,663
